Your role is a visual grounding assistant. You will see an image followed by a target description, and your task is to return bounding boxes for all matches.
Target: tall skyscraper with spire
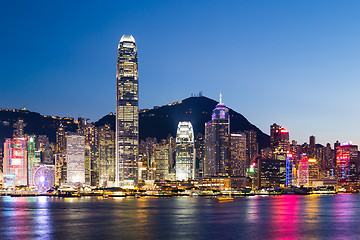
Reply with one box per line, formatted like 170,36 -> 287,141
204,93 -> 230,177
116,35 -> 139,187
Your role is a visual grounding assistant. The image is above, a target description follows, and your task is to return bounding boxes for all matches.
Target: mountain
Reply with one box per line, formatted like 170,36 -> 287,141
96,96 -> 270,149
0,109 -> 78,145
0,96 -> 270,149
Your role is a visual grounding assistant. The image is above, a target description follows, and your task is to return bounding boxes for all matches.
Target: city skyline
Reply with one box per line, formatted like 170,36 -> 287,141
1,1 -> 360,146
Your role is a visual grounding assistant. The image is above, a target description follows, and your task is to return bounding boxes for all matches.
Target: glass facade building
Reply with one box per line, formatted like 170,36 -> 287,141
116,35 -> 139,186
175,122 -> 195,181
204,97 -> 230,177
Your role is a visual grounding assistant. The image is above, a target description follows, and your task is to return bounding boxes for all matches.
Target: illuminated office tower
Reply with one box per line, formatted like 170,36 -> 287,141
285,153 -> 294,186
3,137 -> 28,186
308,135 -> 316,159
336,142 -> 359,180
229,133 -> 247,177
116,35 -> 139,187
154,144 -> 170,181
55,126 -> 67,186
204,94 -> 230,177
244,130 -> 258,167
56,124 -> 66,154
88,124 -> 99,186
98,125 -> 115,187
195,133 -> 205,179
308,158 -> 319,184
27,136 -> 40,186
85,144 -> 91,185
270,123 -> 290,154
0,147 -> 3,171
298,156 -> 309,186
175,122 -> 195,181
325,143 -> 334,169
257,159 -> 286,188
55,153 -> 66,186
66,133 -> 85,185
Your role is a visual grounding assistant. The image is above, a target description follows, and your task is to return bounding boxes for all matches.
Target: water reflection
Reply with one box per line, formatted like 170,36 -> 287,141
1,195 -> 360,239
270,195 -> 301,239
246,196 -> 260,223
34,197 -> 52,239
1,197 -> 32,240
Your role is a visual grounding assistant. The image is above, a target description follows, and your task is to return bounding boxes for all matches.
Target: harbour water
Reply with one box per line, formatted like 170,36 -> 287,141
0,194 -> 360,239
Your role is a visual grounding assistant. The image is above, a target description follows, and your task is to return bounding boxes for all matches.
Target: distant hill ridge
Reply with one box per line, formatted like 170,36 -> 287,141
96,96 -> 270,149
0,96 -> 270,149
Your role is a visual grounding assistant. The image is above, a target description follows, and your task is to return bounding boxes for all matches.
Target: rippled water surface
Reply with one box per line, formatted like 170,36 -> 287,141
1,194 -> 360,239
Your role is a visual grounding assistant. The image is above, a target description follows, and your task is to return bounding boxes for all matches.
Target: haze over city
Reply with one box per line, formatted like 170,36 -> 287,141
1,0 -> 359,145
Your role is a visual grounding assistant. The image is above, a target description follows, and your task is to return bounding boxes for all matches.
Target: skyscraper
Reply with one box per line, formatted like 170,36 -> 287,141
195,133 -> 205,179
116,35 -> 139,187
270,123 -> 290,154
298,156 -> 309,186
336,142 -> 359,180
98,125 -> 115,187
27,135 -> 40,186
3,137 -> 28,186
285,153 -> 294,186
244,130 -> 258,168
229,133 -> 247,177
154,144 -> 170,181
308,158 -> 319,184
175,122 -> 195,181
204,94 -> 230,177
66,133 -> 85,185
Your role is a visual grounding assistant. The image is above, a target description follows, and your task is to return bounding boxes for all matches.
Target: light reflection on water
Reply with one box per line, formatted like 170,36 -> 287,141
1,195 -> 360,239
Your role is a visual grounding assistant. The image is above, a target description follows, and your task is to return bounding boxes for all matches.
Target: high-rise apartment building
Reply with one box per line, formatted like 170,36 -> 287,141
204,95 -> 230,177
116,35 -> 139,187
175,122 -> 195,181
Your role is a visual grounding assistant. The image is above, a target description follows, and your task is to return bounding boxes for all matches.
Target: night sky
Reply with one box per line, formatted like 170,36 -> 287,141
1,0 -> 359,145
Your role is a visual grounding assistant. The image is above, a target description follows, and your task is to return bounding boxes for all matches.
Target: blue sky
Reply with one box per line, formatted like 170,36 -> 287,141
1,0 -> 359,146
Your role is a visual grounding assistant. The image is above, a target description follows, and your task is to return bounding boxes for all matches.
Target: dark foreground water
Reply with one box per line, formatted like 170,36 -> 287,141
0,194 -> 360,240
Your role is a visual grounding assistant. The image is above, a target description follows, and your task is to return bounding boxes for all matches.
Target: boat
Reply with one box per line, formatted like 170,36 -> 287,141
217,197 -> 234,202
57,190 -> 81,198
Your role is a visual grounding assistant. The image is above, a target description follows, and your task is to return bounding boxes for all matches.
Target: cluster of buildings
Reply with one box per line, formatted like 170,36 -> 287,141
1,35 -> 359,192
252,124 -> 359,190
